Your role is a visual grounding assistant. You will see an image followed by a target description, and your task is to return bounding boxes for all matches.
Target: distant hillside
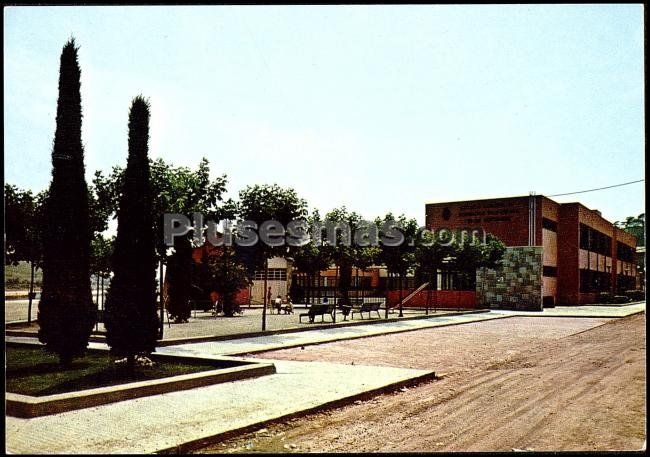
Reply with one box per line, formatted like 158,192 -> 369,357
5,261 -> 42,290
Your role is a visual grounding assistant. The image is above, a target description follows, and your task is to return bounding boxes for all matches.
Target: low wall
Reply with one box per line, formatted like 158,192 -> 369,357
387,290 -> 476,308
6,343 -> 275,418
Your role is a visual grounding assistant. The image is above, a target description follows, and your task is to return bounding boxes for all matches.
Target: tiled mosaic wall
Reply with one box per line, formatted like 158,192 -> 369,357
476,246 -> 543,311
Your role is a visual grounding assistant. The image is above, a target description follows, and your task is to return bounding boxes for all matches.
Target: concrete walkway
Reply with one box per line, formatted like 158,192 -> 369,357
490,302 -> 646,318
157,310 -> 507,357
6,359 -> 434,454
152,303 -> 643,357
5,302 -> 644,454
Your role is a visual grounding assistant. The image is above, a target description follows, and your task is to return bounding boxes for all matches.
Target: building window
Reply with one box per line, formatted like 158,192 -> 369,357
616,242 -> 634,263
542,218 -> 557,232
579,269 -> 611,293
543,266 -> 557,277
579,224 -> 612,256
253,268 -> 287,281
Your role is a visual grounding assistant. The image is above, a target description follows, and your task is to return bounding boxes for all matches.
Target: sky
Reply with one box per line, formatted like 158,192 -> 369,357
4,5 -> 645,227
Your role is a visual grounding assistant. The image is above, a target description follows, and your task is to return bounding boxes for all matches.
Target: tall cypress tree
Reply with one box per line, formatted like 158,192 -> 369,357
38,39 -> 95,365
105,96 -> 158,363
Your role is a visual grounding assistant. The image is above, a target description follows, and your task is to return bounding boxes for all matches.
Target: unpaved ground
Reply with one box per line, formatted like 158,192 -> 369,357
193,314 -> 646,453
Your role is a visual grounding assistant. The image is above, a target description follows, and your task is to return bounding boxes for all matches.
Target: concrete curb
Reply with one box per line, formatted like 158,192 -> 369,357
222,314 -> 511,356
154,368 -> 439,454
155,309 -> 488,347
6,342 -> 276,418
4,329 -> 107,343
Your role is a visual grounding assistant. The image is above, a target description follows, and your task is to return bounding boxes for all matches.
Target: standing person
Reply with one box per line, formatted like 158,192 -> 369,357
274,295 -> 282,314
267,287 -> 273,314
210,290 -> 219,316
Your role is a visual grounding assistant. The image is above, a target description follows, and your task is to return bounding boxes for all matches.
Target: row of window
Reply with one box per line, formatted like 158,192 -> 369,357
617,242 -> 635,262
579,224 -> 612,256
294,274 -> 470,291
579,223 -> 636,261
294,275 -> 373,288
253,268 -> 287,281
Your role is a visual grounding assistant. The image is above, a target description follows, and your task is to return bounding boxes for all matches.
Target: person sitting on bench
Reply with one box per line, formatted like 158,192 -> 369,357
282,295 -> 294,314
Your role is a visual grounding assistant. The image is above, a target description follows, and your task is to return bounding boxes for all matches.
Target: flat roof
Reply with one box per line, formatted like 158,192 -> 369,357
425,194 -> 553,206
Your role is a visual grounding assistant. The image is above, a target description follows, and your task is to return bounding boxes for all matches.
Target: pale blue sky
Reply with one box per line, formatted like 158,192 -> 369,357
4,5 -> 645,226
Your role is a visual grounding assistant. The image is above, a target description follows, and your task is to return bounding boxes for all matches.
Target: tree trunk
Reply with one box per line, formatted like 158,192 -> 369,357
127,354 -> 135,376
356,268 -> 359,304
27,261 -> 35,324
101,274 -> 105,308
426,284 -> 431,315
385,272 -> 390,319
307,273 -> 312,305
95,273 -> 100,330
262,259 -> 268,331
399,272 -> 404,317
158,259 -> 164,339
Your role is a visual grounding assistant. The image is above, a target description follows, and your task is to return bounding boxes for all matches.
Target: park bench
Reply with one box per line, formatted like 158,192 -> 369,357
351,302 -> 382,319
338,303 -> 352,320
299,303 -> 336,323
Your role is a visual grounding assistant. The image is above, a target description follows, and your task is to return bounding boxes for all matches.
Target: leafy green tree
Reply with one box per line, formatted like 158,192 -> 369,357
376,213 -> 419,317
38,39 -> 95,365
238,184 -> 307,330
414,230 -> 452,289
90,234 -> 114,306
615,213 -> 645,247
104,97 -> 159,364
291,210 -> 333,304
92,158 -> 234,329
5,185 -> 37,266
321,207 -> 366,312
5,185 -> 46,322
200,248 -> 251,316
447,232 -> 505,291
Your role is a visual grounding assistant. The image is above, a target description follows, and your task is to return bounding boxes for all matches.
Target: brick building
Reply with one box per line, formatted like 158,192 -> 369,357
426,195 -> 638,308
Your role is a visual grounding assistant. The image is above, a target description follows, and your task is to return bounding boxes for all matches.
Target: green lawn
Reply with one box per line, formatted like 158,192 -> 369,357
6,345 -> 224,396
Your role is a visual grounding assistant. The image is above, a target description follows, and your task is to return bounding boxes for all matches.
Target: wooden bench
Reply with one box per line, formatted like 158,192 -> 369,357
351,302 -> 382,319
299,303 -> 335,323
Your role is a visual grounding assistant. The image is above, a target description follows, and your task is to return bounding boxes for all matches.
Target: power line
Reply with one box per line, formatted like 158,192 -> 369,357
548,179 -> 645,197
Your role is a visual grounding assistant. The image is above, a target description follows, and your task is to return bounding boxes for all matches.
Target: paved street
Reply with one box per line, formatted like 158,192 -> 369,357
4,291 -> 106,323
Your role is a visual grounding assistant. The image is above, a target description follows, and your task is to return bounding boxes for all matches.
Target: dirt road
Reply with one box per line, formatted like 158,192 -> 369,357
194,314 -> 646,453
